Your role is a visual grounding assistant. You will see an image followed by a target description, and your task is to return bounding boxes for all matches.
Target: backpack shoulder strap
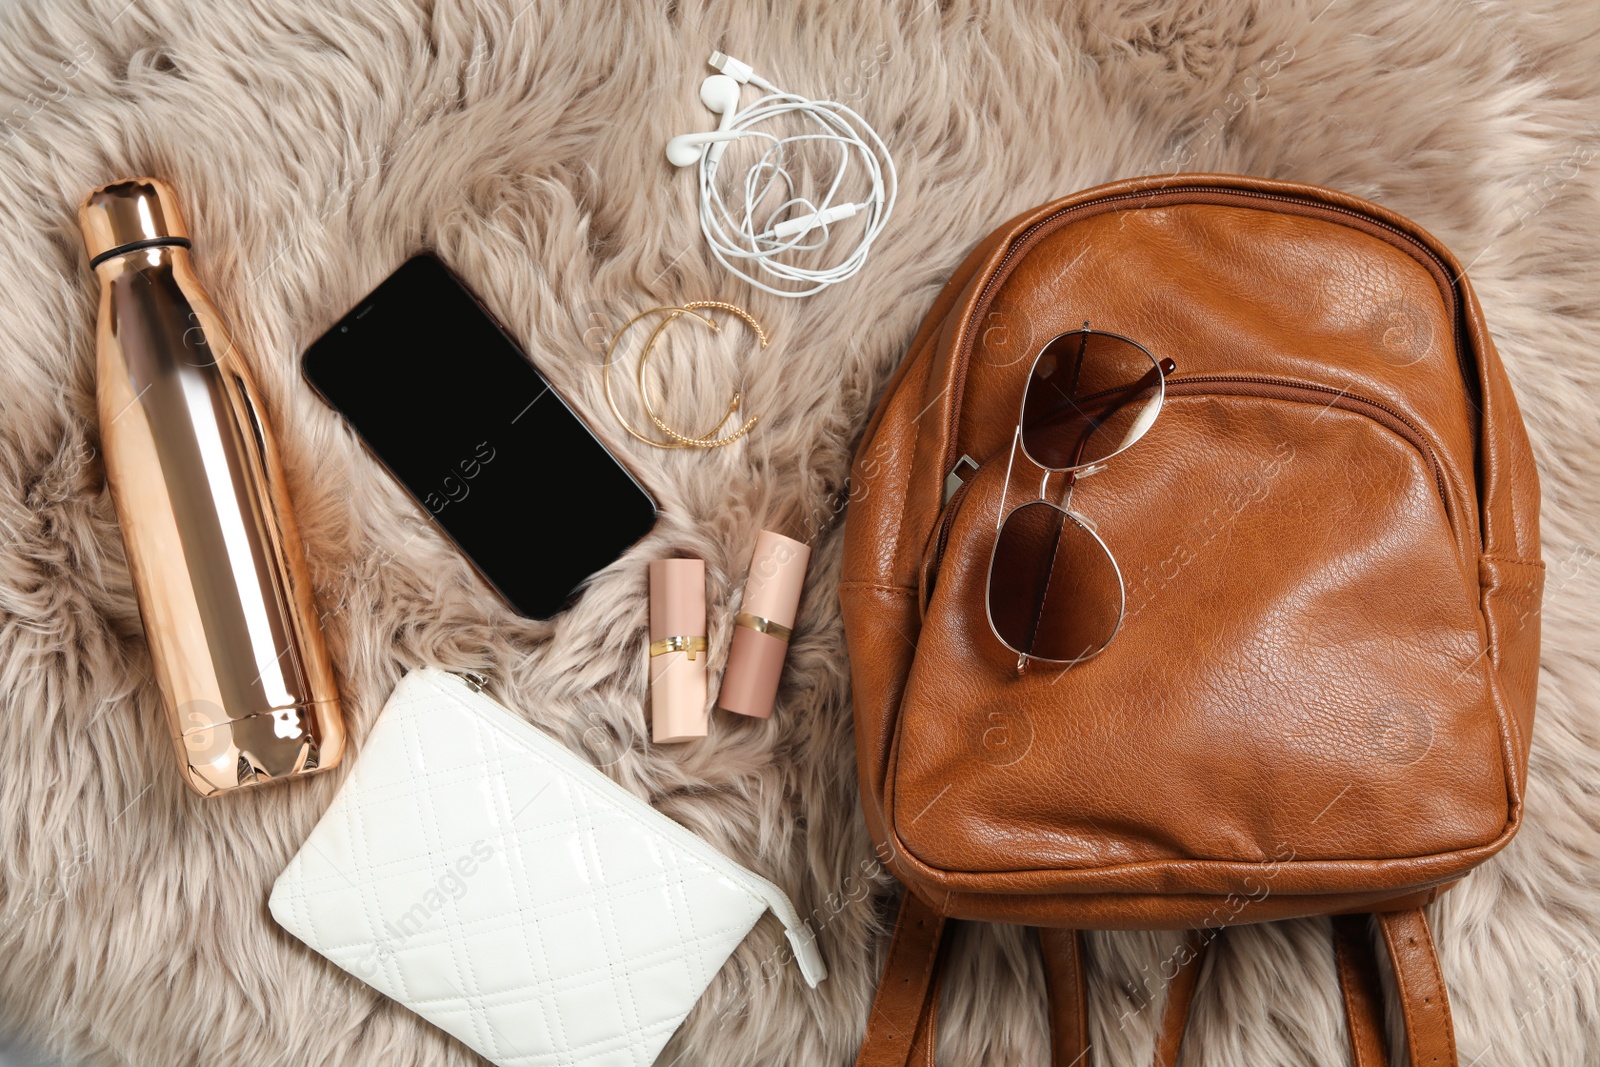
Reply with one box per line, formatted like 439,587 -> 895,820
1152,931 -> 1210,1067
1333,914 -> 1390,1066
856,899 -> 1203,1067
858,901 -> 1456,1067
856,891 -> 947,1067
1341,909 -> 1460,1067
1038,928 -> 1089,1064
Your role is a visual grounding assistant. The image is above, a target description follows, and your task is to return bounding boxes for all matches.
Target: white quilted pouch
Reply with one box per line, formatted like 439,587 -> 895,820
269,667 -> 826,1067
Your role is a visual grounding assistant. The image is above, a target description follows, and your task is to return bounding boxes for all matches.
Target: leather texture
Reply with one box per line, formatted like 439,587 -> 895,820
841,175 -> 1542,1066
269,668 -> 824,1067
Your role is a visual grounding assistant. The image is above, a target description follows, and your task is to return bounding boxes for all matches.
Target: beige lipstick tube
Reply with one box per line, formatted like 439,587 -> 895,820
718,530 -> 810,719
649,559 -> 708,742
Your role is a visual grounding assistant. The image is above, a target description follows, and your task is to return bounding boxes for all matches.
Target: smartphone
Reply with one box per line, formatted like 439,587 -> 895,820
302,254 -> 657,619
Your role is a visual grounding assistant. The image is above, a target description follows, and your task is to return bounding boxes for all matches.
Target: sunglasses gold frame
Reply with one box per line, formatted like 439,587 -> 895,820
984,323 -> 1176,673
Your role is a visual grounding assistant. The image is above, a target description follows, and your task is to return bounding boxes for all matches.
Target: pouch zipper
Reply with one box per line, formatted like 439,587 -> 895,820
943,185 -> 1472,475
425,668 -> 827,987
926,375 -> 1450,585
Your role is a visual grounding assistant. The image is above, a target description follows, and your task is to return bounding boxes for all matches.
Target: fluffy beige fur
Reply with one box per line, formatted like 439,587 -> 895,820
0,0 -> 1596,1065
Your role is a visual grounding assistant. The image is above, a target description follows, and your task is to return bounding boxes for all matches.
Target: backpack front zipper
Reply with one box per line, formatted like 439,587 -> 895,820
926,375 -> 1451,594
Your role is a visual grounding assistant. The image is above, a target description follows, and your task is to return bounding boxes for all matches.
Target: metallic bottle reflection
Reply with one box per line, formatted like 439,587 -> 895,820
81,178 -> 343,797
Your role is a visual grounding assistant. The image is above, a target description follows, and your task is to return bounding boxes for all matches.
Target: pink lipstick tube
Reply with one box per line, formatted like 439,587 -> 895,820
649,559 -> 709,743
718,530 -> 810,719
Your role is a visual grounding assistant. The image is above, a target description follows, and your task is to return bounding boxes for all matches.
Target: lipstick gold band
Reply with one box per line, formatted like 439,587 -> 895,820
649,635 -> 708,659
735,612 -> 792,642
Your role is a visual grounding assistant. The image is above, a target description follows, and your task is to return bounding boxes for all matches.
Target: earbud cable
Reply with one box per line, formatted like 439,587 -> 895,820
693,54 -> 898,298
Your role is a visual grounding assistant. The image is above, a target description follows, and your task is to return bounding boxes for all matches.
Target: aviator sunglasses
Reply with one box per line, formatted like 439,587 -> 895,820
986,323 -> 1176,671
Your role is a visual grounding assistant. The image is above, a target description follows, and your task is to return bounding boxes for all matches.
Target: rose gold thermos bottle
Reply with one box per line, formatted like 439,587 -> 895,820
80,177 -> 344,797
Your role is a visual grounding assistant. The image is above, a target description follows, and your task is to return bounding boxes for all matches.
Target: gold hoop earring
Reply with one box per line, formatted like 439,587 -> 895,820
601,301 -> 768,450
602,305 -> 718,448
637,300 -> 767,449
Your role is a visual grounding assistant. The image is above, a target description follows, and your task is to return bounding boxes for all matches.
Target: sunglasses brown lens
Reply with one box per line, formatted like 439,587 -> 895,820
988,501 -> 1123,664
1022,330 -> 1163,470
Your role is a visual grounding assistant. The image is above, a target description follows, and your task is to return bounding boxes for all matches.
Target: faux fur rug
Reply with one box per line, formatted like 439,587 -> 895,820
0,0 -> 1596,1064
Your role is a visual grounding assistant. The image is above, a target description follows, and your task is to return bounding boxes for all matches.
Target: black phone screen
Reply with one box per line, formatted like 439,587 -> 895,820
302,254 -> 657,619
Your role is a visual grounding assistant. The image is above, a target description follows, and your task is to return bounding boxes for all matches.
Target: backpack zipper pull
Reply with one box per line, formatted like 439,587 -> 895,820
944,454 -> 979,503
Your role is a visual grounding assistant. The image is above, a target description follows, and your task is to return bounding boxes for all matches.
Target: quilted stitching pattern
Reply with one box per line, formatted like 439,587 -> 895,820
269,671 -> 769,1067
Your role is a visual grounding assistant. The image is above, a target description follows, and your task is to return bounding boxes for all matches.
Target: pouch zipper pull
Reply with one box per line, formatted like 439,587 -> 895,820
745,877 -> 828,987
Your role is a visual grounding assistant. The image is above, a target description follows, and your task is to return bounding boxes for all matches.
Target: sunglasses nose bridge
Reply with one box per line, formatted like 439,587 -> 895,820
1037,466 -> 1081,508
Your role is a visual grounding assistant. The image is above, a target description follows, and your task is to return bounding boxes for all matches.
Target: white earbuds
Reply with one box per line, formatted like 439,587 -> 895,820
699,74 -> 741,166
665,75 -> 744,167
664,51 -> 898,298
665,129 -> 746,167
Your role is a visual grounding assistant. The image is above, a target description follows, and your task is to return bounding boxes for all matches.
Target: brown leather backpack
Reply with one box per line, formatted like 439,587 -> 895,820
840,174 -> 1545,1066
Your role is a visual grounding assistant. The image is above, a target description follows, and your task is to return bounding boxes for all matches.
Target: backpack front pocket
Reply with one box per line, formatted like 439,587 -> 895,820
892,383 -> 1507,897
